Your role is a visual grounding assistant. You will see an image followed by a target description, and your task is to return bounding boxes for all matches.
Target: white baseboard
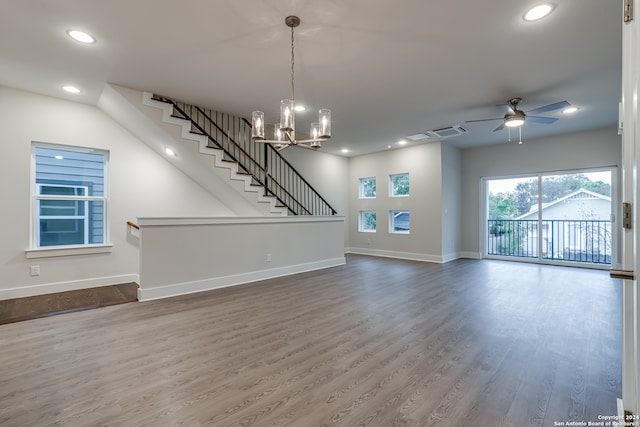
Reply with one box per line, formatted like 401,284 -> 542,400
138,257 -> 346,302
0,274 -> 139,301
460,251 -> 482,259
442,252 -> 463,263
345,247 -> 445,263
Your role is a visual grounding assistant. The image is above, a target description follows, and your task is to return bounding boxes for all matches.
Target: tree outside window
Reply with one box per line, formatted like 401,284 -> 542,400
390,173 -> 409,196
359,177 -> 376,198
359,211 -> 376,232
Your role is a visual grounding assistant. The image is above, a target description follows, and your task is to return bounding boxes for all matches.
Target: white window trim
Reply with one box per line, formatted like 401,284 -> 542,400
389,210 -> 410,234
359,177 -> 377,199
358,210 -> 377,233
25,244 -> 114,259
389,173 -> 410,197
36,184 -> 91,247
30,142 -> 110,253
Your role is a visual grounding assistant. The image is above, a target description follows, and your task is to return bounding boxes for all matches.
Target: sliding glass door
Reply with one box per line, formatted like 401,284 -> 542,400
485,169 -> 613,267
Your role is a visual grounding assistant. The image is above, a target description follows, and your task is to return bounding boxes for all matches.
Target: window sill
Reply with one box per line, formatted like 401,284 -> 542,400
25,244 -> 113,259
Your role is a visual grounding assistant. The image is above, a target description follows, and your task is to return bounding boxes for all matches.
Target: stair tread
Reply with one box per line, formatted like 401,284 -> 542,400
146,94 -> 336,217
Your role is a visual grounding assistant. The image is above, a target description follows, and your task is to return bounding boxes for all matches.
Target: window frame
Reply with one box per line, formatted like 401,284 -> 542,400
389,173 -> 410,197
36,183 -> 91,247
358,210 -> 377,233
389,210 -> 410,234
358,177 -> 377,199
27,142 -> 112,258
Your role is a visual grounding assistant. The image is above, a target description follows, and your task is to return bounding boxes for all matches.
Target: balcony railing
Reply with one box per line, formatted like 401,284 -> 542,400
487,219 -> 612,265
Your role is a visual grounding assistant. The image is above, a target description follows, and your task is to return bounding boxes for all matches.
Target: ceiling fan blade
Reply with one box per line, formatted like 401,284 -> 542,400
526,116 -> 558,124
526,101 -> 570,115
465,117 -> 503,123
493,123 -> 506,132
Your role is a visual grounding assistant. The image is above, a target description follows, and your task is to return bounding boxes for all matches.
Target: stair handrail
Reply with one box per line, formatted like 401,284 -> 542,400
152,94 -> 337,216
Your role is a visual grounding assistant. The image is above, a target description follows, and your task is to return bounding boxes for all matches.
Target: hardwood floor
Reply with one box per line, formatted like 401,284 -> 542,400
0,283 -> 138,325
0,255 -> 621,426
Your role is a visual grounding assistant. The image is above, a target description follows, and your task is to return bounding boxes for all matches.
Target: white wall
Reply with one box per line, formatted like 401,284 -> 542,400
441,143 -> 462,261
460,126 -> 621,258
137,216 -> 345,301
347,143 -> 447,262
280,148 -> 349,244
0,86 -> 234,299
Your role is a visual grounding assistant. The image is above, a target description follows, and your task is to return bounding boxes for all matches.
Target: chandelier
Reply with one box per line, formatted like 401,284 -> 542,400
251,15 -> 331,150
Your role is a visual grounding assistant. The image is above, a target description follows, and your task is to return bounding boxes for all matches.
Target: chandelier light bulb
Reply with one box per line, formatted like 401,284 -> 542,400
274,123 -> 284,141
280,99 -> 295,132
251,111 -> 265,140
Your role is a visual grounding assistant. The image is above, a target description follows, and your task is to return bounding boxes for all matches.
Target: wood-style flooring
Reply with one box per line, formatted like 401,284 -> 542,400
0,255 -> 621,426
0,283 -> 138,325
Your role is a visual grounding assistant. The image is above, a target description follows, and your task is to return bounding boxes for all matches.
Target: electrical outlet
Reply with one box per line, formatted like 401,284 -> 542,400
266,253 -> 272,263
30,265 -> 40,276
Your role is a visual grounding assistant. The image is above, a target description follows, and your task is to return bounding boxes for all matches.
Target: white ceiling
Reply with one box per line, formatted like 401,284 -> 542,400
0,0 -> 622,156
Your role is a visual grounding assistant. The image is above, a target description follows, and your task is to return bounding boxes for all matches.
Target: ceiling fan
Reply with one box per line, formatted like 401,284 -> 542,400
466,97 -> 571,132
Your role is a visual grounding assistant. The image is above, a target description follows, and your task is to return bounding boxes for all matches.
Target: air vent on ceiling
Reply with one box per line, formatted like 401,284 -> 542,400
406,133 -> 433,141
426,125 -> 468,139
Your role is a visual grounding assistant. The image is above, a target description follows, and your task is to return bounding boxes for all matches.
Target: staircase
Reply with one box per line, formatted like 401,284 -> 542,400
143,93 -> 337,217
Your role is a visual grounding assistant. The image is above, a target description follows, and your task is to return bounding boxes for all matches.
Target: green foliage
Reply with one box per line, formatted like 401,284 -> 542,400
498,174 -> 611,219
488,193 -> 518,220
582,180 -> 611,196
392,174 -> 409,196
495,221 -> 530,255
362,211 -> 376,230
361,178 -> 376,198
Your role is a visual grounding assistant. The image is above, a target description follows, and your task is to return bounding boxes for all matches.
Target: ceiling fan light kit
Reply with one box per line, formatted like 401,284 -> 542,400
251,16 -> 331,150
465,97 -> 571,143
504,112 -> 525,128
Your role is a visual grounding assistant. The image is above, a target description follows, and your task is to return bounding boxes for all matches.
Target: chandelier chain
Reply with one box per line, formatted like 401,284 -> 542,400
290,25 -> 295,102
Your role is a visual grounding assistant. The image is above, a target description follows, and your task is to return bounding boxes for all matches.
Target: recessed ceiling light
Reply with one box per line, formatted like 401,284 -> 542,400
61,85 -> 81,94
294,105 -> 306,112
524,4 -> 554,21
341,148 -> 349,154
398,140 -> 407,146
165,147 -> 176,156
66,29 -> 96,44
562,106 -> 579,114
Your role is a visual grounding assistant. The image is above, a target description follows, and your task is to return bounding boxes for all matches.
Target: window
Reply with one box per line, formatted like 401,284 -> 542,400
359,177 -> 376,199
484,169 -> 613,265
390,173 -> 409,197
390,211 -> 410,234
358,211 -> 377,232
32,143 -> 109,248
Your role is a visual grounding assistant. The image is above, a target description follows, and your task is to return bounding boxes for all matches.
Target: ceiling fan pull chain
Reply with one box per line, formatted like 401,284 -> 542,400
518,126 -> 523,145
